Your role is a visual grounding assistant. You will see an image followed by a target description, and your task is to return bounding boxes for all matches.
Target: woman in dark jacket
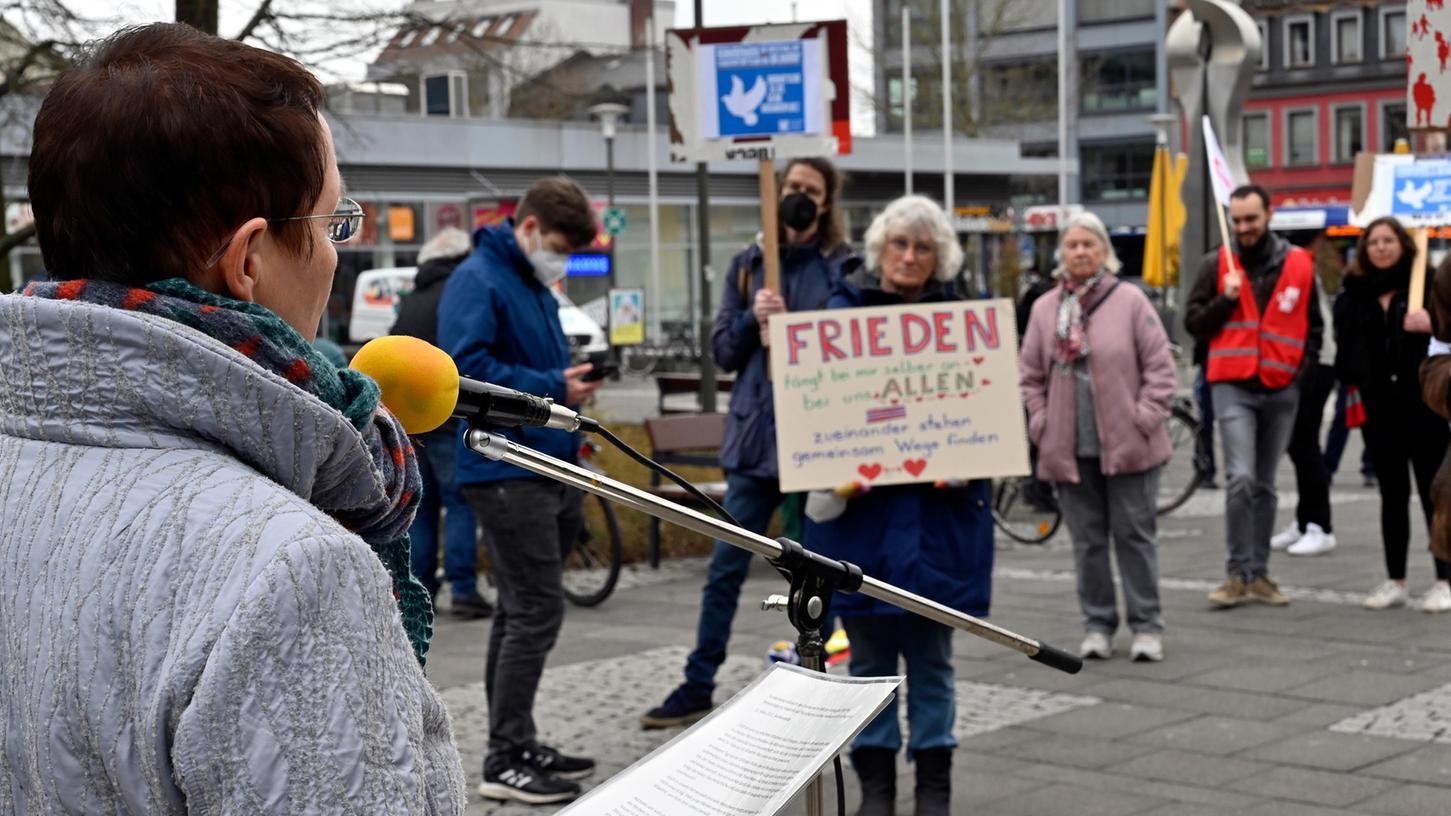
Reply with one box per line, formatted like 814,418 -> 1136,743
1335,216 -> 1451,613
803,195 -> 989,816
642,157 -> 859,728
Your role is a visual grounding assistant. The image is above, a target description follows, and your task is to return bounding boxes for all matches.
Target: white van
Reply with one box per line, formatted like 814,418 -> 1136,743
347,266 -> 608,357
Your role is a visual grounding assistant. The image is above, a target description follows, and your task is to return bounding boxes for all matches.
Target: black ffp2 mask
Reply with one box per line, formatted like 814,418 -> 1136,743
779,193 -> 819,232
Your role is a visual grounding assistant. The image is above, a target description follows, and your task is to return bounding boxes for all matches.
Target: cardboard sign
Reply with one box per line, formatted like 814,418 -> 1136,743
768,299 -> 1030,493
699,40 -> 824,139
666,21 -> 850,163
1409,1 -> 1450,129
1391,160 -> 1451,218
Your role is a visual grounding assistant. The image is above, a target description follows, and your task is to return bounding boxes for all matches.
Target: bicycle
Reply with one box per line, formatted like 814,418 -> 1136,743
562,439 -> 624,606
622,323 -> 699,376
992,399 -> 1209,544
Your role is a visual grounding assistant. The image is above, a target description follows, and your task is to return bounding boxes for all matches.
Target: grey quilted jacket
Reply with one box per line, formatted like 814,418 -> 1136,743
0,294 -> 467,813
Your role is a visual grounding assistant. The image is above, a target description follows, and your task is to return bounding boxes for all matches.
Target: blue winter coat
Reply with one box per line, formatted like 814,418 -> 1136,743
802,269 -> 994,618
438,223 -> 577,484
713,240 -> 857,478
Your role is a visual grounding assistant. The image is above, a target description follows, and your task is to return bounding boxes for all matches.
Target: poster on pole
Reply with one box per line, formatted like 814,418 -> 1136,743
1408,0 -> 1451,130
666,21 -> 850,163
768,300 -> 1030,493
608,288 -> 645,346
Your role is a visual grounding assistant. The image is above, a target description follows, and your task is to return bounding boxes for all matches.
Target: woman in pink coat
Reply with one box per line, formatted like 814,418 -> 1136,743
1020,211 -> 1177,663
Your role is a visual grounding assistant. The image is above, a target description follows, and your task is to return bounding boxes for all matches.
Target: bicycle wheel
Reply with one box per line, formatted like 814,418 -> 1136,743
992,477 -> 1061,544
1156,406 -> 1205,516
564,493 -> 623,607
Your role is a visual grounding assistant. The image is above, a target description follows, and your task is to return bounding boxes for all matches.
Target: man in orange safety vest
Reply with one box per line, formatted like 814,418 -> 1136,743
1184,185 -> 1323,610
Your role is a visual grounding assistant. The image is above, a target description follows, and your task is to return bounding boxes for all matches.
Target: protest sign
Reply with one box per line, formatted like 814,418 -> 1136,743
768,299 -> 1030,493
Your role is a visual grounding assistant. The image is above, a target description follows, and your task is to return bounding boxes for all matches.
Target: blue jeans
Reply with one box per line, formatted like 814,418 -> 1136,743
1213,383 -> 1299,580
409,422 -> 480,597
844,615 -> 957,758
682,472 -> 785,697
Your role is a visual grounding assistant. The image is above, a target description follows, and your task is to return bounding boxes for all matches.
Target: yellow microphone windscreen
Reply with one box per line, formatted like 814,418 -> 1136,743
350,336 -> 460,435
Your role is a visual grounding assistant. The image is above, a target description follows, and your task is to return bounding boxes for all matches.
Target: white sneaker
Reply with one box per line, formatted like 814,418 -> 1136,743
1079,631 -> 1113,660
1421,582 -> 1451,614
1364,580 -> 1408,610
1129,633 -> 1164,663
1270,520 -> 1302,551
1287,523 -> 1337,556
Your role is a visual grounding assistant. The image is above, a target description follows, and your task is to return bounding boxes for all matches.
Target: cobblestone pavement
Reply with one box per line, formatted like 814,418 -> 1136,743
425,435 -> 1451,815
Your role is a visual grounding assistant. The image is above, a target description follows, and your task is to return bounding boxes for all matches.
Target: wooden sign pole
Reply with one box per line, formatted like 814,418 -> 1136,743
1212,200 -> 1240,290
1411,227 -> 1430,313
759,158 -> 782,294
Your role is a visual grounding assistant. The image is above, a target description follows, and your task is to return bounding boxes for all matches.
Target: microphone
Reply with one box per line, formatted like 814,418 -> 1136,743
349,336 -> 583,435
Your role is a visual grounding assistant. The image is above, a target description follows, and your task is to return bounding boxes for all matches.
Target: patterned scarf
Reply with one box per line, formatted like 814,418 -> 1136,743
1053,268 -> 1110,364
23,277 -> 434,665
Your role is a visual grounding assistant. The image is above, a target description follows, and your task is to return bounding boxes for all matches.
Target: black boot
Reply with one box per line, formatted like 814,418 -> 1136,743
851,748 -> 896,816
913,748 -> 952,816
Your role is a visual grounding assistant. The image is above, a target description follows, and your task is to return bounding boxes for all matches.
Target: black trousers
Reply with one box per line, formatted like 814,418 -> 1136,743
1286,363 -> 1335,533
1361,386 -> 1451,582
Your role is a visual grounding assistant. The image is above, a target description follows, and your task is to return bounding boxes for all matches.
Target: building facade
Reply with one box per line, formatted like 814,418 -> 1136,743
1241,0 -> 1408,210
871,0 -> 1164,234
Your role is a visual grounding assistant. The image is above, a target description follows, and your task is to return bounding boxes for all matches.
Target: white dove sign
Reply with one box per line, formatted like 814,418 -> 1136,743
722,75 -> 768,127
1391,161 -> 1451,218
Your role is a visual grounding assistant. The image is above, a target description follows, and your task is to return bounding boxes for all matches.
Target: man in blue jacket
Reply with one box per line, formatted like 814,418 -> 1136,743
439,177 -> 603,805
641,157 -> 857,729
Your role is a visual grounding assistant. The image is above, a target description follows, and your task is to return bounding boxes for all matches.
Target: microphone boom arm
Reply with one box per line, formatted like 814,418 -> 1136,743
464,426 -> 1082,675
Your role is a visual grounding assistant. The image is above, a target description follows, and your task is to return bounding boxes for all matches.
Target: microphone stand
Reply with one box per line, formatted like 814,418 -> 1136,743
464,425 -> 1081,816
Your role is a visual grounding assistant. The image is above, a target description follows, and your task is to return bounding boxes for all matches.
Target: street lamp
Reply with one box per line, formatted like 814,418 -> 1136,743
589,102 -> 629,212
589,101 -> 629,360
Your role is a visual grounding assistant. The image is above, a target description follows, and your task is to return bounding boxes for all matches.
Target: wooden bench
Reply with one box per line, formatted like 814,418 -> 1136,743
654,373 -> 736,415
643,412 -> 728,568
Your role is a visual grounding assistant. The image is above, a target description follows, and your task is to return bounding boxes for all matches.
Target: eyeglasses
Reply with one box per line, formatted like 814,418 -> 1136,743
203,197 -> 365,269
271,196 -> 365,243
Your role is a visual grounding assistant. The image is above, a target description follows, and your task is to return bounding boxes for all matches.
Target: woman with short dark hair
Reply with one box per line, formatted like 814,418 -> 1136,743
0,23 -> 466,812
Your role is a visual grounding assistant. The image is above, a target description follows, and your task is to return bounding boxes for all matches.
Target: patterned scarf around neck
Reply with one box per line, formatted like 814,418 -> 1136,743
1054,268 -> 1110,364
23,277 -> 434,666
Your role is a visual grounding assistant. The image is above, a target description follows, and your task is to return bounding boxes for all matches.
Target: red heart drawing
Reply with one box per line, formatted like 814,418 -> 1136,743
858,463 -> 883,480
972,356 -> 985,365
903,458 -> 928,477
982,378 -> 992,386
890,399 -> 899,405
959,391 -> 969,398
915,396 -> 924,402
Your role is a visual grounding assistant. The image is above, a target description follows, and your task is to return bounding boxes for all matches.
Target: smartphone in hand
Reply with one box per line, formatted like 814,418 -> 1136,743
579,351 -> 618,382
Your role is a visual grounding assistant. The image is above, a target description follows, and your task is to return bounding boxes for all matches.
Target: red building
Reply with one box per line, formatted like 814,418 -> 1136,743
1240,1 -> 1409,210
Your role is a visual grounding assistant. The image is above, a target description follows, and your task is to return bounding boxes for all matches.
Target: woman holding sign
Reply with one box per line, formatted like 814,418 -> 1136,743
1020,211 -> 1176,663
1334,216 -> 1451,613
802,195 -> 990,816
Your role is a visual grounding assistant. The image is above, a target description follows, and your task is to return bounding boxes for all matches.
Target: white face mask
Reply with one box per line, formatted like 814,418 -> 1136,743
524,229 -> 569,286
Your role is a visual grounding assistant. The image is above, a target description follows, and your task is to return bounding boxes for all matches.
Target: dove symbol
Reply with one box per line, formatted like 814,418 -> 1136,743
1397,179 -> 1435,211
722,75 -> 768,126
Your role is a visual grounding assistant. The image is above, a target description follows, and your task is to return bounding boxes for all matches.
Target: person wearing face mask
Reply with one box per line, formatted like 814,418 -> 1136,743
641,157 -> 858,730
1185,185 -> 1323,609
1337,217 -> 1451,612
1021,212 -> 1176,663
437,177 -> 604,805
